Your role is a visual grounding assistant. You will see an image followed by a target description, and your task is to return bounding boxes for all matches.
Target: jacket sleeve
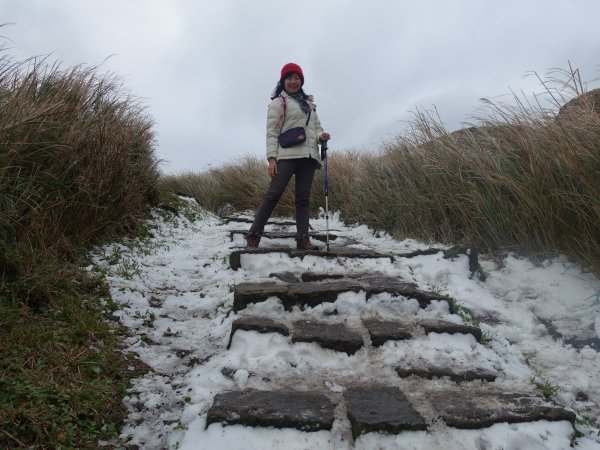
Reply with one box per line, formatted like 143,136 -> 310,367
266,98 -> 284,160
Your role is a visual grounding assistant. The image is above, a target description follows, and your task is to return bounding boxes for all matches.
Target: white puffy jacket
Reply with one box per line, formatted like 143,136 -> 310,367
266,91 -> 324,165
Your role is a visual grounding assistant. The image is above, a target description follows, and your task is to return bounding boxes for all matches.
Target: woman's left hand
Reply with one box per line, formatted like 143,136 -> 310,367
319,132 -> 331,142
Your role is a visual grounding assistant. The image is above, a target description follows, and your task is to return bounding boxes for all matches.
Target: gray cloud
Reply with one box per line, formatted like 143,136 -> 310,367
3,0 -> 600,173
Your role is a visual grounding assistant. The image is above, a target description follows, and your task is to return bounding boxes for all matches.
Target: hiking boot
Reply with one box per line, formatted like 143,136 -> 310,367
296,233 -> 319,251
246,232 -> 262,248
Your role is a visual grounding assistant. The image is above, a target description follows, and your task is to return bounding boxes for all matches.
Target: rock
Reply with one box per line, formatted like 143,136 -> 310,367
227,316 -> 290,349
292,320 -> 364,355
362,318 -> 413,346
344,386 -> 427,439
205,389 -> 335,431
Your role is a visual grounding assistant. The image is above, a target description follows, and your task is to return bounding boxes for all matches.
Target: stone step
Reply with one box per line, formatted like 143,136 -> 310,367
229,247 -> 394,271
226,316 -> 290,350
228,316 -> 484,355
345,386 -> 427,439
232,276 -> 450,311
205,386 -> 575,439
395,365 -> 497,383
224,216 -> 297,226
426,388 -> 576,429
229,230 -> 341,243
205,389 -> 335,432
292,319 -> 363,355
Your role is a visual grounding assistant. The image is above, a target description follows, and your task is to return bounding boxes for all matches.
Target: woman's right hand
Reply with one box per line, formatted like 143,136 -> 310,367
268,158 -> 277,179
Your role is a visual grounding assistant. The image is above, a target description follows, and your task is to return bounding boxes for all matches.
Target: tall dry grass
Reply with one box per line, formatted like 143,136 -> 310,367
0,56 -> 159,243
0,43 -> 159,448
161,155 -> 299,216
162,67 -> 600,274
1,51 -> 159,304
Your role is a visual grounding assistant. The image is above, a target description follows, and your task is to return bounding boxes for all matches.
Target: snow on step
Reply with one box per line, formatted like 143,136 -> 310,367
205,389 -> 335,432
232,276 -> 450,311
226,316 -> 290,349
229,247 -> 394,271
227,316 -> 483,354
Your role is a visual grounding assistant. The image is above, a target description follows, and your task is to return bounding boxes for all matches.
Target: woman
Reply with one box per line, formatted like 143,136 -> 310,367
246,62 -> 331,250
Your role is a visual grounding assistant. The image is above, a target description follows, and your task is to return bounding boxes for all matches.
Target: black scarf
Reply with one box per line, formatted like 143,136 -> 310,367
287,91 -> 311,115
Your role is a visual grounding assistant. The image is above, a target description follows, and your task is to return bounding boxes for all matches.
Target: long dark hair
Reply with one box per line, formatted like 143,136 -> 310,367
270,80 -> 308,100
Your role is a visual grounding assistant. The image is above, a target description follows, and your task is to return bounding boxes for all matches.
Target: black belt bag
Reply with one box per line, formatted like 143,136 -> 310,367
278,111 -> 311,148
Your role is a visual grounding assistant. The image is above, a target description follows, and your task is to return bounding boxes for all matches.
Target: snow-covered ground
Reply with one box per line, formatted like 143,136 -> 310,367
89,197 -> 600,449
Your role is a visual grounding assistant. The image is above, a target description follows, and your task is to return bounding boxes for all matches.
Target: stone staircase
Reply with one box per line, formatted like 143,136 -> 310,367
207,217 -> 576,442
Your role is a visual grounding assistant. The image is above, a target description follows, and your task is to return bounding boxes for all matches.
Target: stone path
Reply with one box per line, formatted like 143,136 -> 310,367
207,216 -> 576,442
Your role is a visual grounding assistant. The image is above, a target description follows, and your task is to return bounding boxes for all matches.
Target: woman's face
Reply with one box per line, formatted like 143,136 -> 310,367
284,74 -> 302,93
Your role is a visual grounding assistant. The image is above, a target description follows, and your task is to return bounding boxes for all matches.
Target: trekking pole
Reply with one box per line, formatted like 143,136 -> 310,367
320,139 -> 330,252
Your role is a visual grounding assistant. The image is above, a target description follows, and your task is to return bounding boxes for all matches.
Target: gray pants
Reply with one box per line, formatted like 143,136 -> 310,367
250,158 -> 318,235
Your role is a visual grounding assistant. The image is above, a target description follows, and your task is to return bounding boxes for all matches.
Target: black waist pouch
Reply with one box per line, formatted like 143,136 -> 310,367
278,127 -> 306,148
278,110 -> 311,148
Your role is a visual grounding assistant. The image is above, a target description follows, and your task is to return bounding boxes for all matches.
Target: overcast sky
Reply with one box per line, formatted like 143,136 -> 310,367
3,0 -> 600,174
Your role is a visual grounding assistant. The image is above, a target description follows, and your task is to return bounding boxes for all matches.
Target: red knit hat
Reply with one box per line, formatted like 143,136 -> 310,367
280,63 -> 304,85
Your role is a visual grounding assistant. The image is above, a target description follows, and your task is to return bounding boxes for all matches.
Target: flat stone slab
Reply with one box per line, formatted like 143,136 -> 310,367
292,320 -> 363,355
428,390 -> 576,429
230,247 -> 394,271
206,389 -> 335,431
230,230 -> 339,243
362,318 -> 413,346
395,365 -> 497,383
233,276 -> 449,311
227,316 -> 290,349
345,386 -> 427,439
300,272 -> 345,282
420,319 -> 482,342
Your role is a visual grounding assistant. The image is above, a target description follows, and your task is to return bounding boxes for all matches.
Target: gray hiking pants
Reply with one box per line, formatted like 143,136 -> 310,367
250,158 -> 318,235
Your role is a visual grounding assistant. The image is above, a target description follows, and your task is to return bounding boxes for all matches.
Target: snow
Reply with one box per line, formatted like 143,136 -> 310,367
89,198 -> 600,449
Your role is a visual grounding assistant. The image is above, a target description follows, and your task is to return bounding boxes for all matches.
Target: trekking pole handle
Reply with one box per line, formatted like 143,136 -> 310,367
320,139 -> 328,161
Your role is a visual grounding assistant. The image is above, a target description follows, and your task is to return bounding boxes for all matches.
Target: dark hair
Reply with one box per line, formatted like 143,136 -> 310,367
270,80 -> 308,100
